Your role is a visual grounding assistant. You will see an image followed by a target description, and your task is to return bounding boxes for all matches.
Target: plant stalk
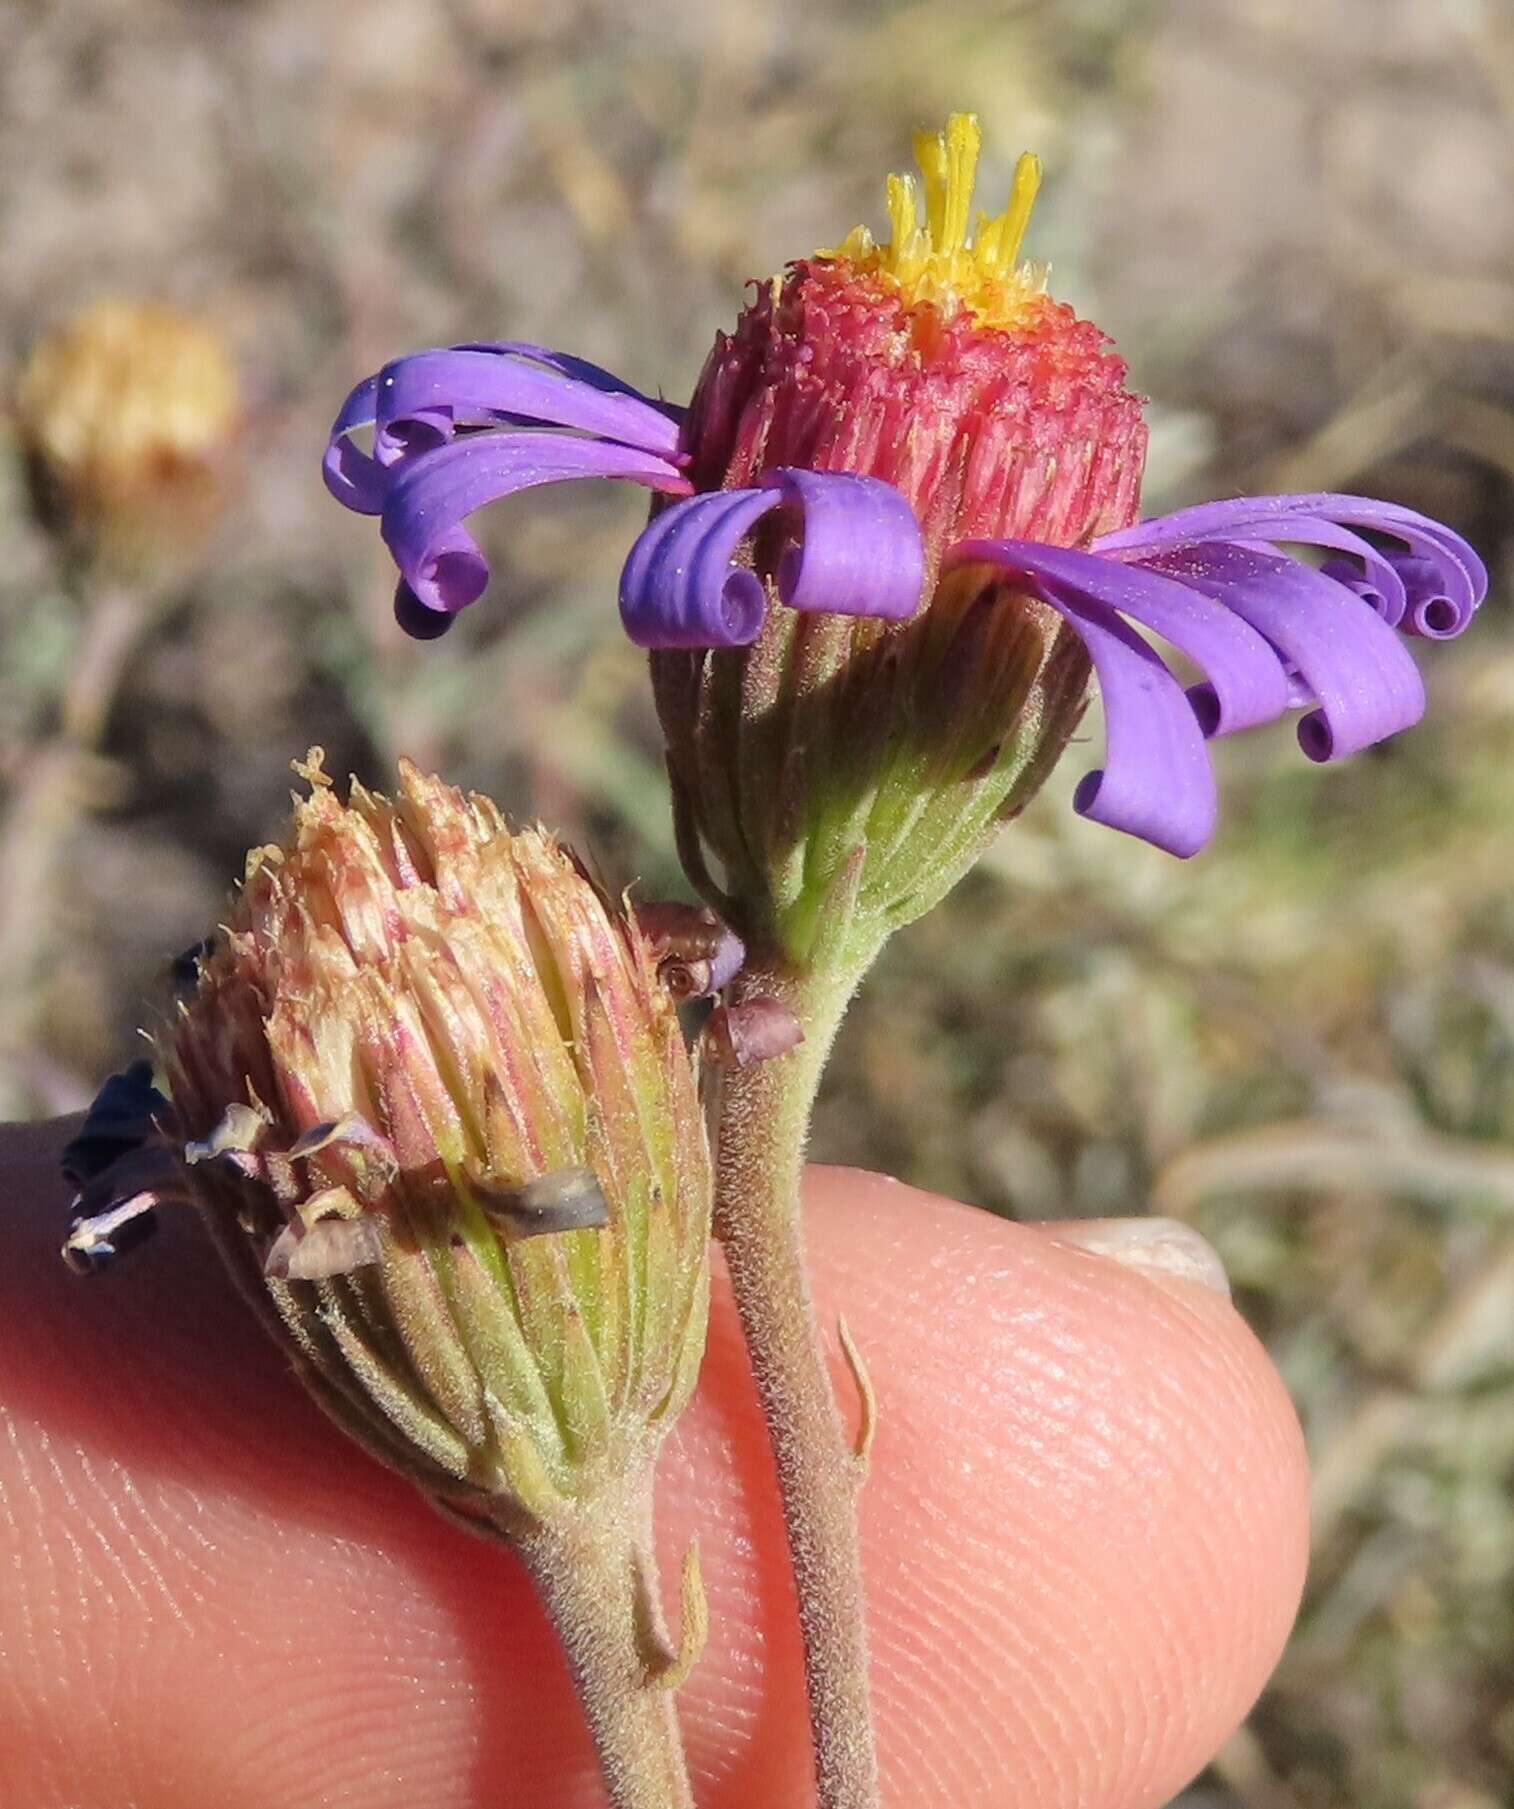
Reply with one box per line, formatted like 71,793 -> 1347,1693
713,948 -> 880,1809
506,1465 -> 695,1809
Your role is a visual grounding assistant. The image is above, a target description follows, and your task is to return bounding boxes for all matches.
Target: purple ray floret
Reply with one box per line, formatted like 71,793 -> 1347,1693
1142,542 -> 1423,763
1095,492 -> 1486,638
618,470 -> 925,648
324,341 -> 684,514
381,433 -> 690,617
943,491 -> 1484,856
324,341 -> 693,632
326,344 -> 927,641
1028,573 -> 1219,858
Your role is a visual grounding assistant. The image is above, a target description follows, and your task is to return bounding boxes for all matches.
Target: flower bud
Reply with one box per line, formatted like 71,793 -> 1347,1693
166,752 -> 711,1526
14,298 -> 240,579
652,114 -> 1145,964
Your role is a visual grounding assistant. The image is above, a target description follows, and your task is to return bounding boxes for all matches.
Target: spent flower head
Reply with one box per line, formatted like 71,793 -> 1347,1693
323,113 -> 1486,970
64,758 -> 720,1806
73,754 -> 713,1529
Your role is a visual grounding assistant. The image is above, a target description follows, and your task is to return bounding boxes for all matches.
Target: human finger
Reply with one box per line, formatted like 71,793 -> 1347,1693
0,1124 -> 1306,1808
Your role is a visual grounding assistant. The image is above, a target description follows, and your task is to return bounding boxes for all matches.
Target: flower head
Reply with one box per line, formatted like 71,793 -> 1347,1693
323,115 -> 1486,961
134,753 -> 713,1522
16,299 -> 240,577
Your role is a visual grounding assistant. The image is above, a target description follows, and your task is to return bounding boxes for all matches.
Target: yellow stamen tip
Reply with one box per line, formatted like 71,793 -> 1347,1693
1000,151 -> 1043,268
823,111 -> 1049,329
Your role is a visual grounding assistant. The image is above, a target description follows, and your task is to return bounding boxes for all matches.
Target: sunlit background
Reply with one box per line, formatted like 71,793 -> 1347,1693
3,1 -> 1512,1802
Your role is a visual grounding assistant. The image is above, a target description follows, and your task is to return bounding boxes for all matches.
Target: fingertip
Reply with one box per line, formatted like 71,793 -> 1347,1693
0,1129 -> 1310,1809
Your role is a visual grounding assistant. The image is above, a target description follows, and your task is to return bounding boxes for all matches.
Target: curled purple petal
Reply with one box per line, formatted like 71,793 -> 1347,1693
619,470 -> 925,650
455,341 -> 685,424
1320,555 -> 1392,623
949,538 -> 1292,738
1095,492 -> 1486,639
619,489 -> 777,647
942,513 -> 1448,852
1143,542 -> 1425,760
324,341 -> 684,524
373,346 -> 685,466
380,432 -> 691,618
374,406 -> 452,469
763,470 -> 925,621
1388,550 -> 1465,640
1219,516 -> 1410,628
1041,581 -> 1217,857
394,582 -> 457,639
942,540 -> 1220,854
322,374 -> 385,514
1232,518 -> 1408,628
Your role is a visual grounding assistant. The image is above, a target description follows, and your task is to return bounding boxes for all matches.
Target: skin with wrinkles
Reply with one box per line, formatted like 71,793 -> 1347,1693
0,1120 -> 1308,1809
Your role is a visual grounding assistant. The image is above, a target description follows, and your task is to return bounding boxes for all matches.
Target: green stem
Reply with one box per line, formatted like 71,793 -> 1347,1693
507,1466 -> 695,1809
714,947 -> 881,1809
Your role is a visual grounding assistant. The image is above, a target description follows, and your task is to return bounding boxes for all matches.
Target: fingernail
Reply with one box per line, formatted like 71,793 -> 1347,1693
1047,1217 -> 1231,1297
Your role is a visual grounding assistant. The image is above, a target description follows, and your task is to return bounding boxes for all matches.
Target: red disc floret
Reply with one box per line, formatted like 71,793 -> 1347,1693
683,258 -> 1148,570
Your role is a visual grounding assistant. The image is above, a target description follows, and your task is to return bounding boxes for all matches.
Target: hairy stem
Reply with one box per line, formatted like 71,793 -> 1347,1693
505,1467 -> 695,1809
714,947 -> 881,1809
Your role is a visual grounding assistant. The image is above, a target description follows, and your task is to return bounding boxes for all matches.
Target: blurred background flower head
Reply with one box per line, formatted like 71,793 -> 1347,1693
15,297 -> 240,578
2,2 -> 1512,1803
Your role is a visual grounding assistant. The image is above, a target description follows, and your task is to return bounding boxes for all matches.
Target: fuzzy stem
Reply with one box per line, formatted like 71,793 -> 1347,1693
714,946 -> 881,1809
507,1467 -> 695,1809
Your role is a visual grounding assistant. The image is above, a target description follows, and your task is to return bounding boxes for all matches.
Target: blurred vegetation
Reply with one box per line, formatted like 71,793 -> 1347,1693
2,0 -> 1511,1803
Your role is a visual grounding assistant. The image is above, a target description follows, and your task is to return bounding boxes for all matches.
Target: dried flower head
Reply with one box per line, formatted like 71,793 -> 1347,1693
322,114 -> 1485,967
15,298 -> 239,577
159,752 -> 712,1525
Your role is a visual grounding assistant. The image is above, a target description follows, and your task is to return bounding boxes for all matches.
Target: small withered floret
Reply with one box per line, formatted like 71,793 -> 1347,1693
632,900 -> 745,1001
60,1059 -> 170,1189
60,1061 -> 181,1275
